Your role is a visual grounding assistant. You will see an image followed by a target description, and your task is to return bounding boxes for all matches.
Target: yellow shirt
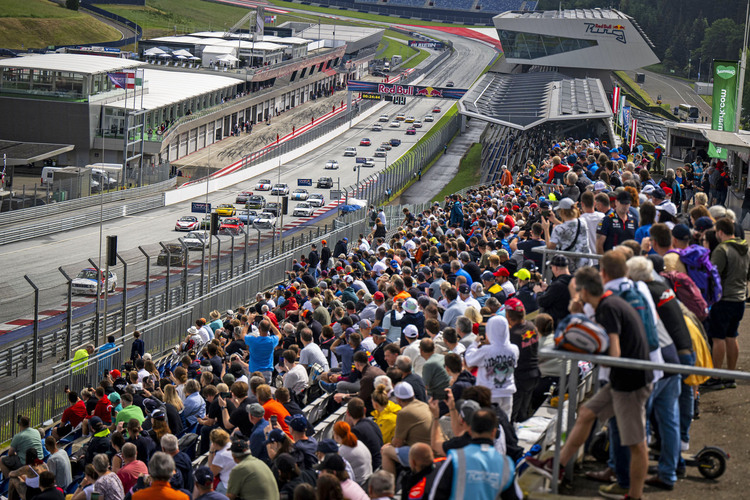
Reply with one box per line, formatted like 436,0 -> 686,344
72,348 -> 89,374
371,400 -> 401,444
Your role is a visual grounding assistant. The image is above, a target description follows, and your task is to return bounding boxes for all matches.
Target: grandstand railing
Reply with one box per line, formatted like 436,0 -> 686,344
538,348 -> 750,494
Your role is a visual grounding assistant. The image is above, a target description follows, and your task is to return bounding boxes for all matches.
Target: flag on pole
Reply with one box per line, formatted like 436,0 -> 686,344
629,119 -> 638,151
108,72 -> 136,89
618,95 -> 626,126
612,86 -> 621,117
622,106 -> 631,142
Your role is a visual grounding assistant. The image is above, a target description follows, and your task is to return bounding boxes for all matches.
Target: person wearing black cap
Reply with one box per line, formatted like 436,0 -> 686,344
274,453 -> 317,500
535,255 -> 572,328
314,454 -> 368,500
226,437 -> 279,500
596,190 -> 637,254
194,465 -> 228,500
85,416 -> 111,465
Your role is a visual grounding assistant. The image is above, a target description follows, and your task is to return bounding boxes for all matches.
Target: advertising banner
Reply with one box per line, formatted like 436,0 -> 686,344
408,40 -> 444,50
708,60 -> 739,159
347,80 -> 467,99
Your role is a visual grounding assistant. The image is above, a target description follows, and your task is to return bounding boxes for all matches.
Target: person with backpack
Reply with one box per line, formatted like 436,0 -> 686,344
704,218 -> 750,388
526,260 -> 653,500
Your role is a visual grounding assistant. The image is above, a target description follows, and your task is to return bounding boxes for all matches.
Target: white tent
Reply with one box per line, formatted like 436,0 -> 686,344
217,54 -> 239,63
144,47 -> 166,56
158,52 -> 172,58
172,49 -> 194,58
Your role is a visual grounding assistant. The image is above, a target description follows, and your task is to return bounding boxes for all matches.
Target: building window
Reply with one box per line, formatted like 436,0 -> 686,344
497,30 -> 598,59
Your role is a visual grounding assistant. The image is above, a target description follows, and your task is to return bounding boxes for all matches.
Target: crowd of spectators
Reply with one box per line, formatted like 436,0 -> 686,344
4,137 -> 748,500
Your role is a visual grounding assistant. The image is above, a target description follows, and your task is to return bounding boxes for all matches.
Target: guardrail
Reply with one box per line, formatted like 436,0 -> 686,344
0,195 -> 165,246
0,178 -> 175,228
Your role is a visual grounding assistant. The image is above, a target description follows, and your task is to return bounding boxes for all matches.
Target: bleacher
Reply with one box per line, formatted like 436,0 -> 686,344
432,0 -> 475,10
387,0 -> 430,6
475,0 -> 531,11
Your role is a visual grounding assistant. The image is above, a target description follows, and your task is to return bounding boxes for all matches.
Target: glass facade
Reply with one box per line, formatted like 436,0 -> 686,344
0,67 -> 118,99
498,30 -> 598,59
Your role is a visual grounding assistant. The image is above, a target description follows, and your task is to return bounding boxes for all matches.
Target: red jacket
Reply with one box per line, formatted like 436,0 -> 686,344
547,163 -> 570,183
61,400 -> 88,427
92,394 -> 112,424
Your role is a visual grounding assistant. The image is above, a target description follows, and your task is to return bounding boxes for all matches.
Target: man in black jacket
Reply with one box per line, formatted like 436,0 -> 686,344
536,255 -> 572,327
307,244 -> 320,273
320,239 -> 331,272
333,238 -> 348,259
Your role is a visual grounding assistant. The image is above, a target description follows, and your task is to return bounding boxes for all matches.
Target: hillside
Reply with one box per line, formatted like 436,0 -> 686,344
0,0 -> 122,49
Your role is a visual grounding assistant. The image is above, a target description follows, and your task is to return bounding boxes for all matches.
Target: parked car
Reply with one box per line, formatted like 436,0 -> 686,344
255,179 -> 272,191
175,216 -> 199,231
344,147 -> 357,156
390,138 -> 402,147
371,123 -> 383,132
245,195 -> 266,209
308,193 -> 325,207
406,128 -> 416,135
156,243 -> 186,267
182,231 -> 210,250
317,177 -> 334,189
291,189 -> 309,201
360,138 -> 371,146
216,204 -> 236,217
271,183 -> 289,196
293,202 -> 315,217
71,268 -> 117,295
235,191 -> 254,204
374,147 -> 387,157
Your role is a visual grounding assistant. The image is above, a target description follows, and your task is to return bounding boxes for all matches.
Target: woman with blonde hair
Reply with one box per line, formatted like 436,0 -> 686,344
208,428 -> 235,493
170,366 -> 188,401
163,384 -> 184,411
370,383 -> 401,444
463,306 -> 482,326
332,421 -> 372,485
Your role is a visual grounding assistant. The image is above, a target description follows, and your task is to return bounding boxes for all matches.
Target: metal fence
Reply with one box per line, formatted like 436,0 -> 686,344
0,209 -> 409,438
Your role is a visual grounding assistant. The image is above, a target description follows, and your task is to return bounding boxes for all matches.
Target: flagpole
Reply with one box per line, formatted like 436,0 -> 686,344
736,0 -> 749,132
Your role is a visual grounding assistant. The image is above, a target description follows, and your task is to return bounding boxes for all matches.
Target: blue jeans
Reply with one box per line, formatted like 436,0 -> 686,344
647,375 -> 681,485
678,352 -> 696,444
607,417 -> 631,488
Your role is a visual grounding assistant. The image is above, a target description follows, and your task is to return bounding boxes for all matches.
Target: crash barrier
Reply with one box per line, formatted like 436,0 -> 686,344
0,209 -> 410,439
0,178 -> 175,229
536,349 -> 750,494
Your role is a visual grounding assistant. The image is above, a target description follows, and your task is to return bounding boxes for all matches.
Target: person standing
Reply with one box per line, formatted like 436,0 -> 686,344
245,318 -> 281,383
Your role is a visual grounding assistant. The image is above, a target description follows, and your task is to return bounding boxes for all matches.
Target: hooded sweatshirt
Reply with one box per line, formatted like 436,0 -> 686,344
464,315 -> 518,399
547,163 -> 570,184
711,238 -> 750,301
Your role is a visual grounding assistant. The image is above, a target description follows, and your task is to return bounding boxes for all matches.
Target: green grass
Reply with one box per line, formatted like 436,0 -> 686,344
0,0 -> 121,49
402,48 -> 430,69
700,94 -> 713,107
377,39 -> 417,61
614,70 -> 657,106
432,142 -> 482,202
265,0 -> 467,26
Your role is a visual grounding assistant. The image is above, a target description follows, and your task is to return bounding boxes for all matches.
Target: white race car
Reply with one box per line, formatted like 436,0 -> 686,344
308,193 -> 325,207
325,160 -> 339,170
293,202 -> 314,217
182,231 -> 210,250
378,114 -> 390,122
344,147 -> 357,157
253,212 -> 277,228
291,189 -> 309,201
175,216 -> 199,231
271,183 -> 289,196
72,268 -> 117,295
255,179 -> 272,190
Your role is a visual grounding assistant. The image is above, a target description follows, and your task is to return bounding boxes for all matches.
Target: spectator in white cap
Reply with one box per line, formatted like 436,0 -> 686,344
387,297 -> 425,347
380,381 -> 432,476
400,325 -> 424,375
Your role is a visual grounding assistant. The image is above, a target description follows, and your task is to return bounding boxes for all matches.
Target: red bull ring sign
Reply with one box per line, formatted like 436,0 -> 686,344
347,80 -> 467,100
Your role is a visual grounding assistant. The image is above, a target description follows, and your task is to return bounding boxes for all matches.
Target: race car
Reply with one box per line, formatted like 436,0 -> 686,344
371,123 -> 383,132
293,202 -> 315,217
235,191 -> 254,204
308,193 -> 325,207
344,147 -> 357,157
396,113 -> 406,121
182,231 -> 210,250
374,147 -> 387,157
446,81 -> 455,87
360,138 -> 371,146
325,160 -> 339,170
255,179 -> 272,191
237,210 -> 260,224
380,142 -> 392,151
271,183 -> 289,196
317,177 -> 334,189
219,217 -> 244,235
216,204 -> 236,217
378,114 -> 390,122
413,120 -> 423,128
406,127 -> 416,135
362,158 -> 376,168
265,202 -> 281,216
389,121 -> 401,128
245,195 -> 266,210
156,243 -> 186,267
72,268 -> 117,295
198,217 -> 212,230
291,189 -> 309,201
424,115 -> 434,122
390,138 -> 402,147
433,106 -> 441,113
253,212 -> 277,228
405,116 -> 415,123
175,216 -> 199,231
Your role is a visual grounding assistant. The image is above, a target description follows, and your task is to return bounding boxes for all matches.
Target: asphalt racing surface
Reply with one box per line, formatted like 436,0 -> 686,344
0,31 -> 497,349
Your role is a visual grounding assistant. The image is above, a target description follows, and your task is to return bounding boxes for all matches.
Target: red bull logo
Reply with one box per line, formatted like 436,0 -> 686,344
377,84 -> 414,95
415,86 -> 443,98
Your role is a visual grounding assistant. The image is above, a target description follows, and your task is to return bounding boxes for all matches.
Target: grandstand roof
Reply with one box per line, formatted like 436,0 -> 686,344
0,53 -> 145,75
458,71 -> 612,130
494,8 -> 626,20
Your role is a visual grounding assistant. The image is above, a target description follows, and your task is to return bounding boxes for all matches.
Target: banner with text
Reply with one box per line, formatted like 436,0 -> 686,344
708,60 -> 739,159
347,80 -> 467,99
408,40 -> 444,50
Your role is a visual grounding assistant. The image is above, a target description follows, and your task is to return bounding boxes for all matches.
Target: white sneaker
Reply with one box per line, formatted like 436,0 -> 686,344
681,441 -> 690,451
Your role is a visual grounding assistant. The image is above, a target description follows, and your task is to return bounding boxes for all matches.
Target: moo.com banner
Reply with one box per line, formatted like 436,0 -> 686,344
708,60 -> 739,159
